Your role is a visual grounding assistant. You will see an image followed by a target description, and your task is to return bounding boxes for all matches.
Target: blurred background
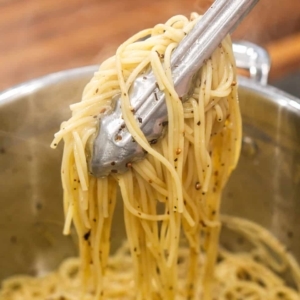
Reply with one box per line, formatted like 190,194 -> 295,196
1,0 -> 300,95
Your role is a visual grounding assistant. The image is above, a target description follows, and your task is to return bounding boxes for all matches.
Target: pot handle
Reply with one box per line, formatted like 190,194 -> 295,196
233,41 -> 271,85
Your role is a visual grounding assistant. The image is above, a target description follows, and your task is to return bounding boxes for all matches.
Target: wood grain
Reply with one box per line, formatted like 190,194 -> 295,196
1,0 -> 300,91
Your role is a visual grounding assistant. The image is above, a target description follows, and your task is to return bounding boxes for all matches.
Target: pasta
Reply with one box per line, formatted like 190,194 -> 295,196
1,217 -> 299,299
51,12 -> 241,299
1,12 -> 299,300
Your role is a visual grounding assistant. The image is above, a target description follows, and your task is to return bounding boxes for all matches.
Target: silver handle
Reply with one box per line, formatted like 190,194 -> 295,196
233,41 -> 271,85
173,0 -> 259,97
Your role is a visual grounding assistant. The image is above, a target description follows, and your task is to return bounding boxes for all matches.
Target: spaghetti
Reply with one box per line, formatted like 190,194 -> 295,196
1,217 -> 299,299
1,12 -> 299,300
52,12 -> 241,299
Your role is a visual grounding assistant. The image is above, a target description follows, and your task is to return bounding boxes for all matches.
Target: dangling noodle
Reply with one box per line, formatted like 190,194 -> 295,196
51,12 -> 241,298
1,12 -> 299,300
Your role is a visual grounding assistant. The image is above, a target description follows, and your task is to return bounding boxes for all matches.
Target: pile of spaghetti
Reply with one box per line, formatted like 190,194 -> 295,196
1,13 -> 299,300
1,218 -> 299,300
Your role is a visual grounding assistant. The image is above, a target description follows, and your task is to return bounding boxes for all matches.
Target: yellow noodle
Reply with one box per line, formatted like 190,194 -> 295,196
1,12 -> 299,300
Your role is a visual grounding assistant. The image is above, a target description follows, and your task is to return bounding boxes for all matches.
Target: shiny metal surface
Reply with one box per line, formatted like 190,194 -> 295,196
232,41 -> 270,85
0,66 -> 300,282
91,0 -> 259,177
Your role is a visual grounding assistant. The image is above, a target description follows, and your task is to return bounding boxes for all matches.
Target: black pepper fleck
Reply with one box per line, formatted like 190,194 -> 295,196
10,236 -> 17,244
84,231 -> 91,241
36,202 -> 43,210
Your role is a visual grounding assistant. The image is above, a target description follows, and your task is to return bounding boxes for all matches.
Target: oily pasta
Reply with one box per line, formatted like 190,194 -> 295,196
1,12 -> 299,300
1,217 -> 299,300
50,12 -> 241,299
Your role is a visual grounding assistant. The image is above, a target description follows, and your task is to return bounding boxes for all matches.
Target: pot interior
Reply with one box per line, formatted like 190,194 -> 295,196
0,68 -> 299,281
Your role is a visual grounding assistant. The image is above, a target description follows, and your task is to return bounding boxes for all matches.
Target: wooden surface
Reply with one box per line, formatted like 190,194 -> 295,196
1,0 -> 300,91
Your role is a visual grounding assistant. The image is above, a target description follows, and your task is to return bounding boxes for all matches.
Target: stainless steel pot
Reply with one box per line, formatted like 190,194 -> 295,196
0,43 -> 300,282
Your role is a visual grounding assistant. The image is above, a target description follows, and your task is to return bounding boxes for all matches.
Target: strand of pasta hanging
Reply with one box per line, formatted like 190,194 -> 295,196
1,13 -> 299,300
2,217 -> 300,299
49,12 -> 242,299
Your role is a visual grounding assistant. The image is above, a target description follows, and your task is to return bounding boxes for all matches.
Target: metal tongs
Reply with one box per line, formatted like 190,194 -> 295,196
90,0 -> 258,177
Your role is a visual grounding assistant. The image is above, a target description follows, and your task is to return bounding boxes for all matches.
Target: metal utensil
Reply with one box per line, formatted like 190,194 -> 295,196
2,55 -> 300,279
91,0 -> 259,177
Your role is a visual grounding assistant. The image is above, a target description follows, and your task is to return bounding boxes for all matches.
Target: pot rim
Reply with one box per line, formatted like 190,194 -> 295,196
0,65 -> 299,114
